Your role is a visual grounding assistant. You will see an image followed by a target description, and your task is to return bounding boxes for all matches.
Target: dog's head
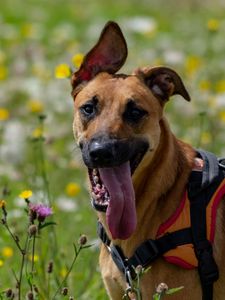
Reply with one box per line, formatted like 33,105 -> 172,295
71,21 -> 190,240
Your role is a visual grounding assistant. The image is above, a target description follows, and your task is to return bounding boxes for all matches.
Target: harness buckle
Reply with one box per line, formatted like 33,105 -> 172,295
218,158 -> 225,170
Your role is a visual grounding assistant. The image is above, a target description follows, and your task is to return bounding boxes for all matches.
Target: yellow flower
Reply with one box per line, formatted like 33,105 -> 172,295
0,51 -> 6,64
199,80 -> 211,91
215,80 -> 225,93
0,108 -> 9,121
0,200 -> 6,208
28,254 -> 39,262
219,110 -> 225,123
55,64 -> 71,79
0,260 -> 3,267
185,56 -> 202,76
21,23 -> 35,38
65,182 -> 81,197
207,19 -> 220,32
19,190 -> 33,199
201,132 -> 212,144
0,65 -> 8,80
32,127 -> 43,138
72,53 -> 84,69
2,247 -> 13,258
27,99 -> 44,113
60,267 -> 68,277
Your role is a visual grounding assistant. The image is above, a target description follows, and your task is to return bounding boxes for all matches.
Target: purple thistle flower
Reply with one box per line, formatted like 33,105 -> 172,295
29,203 -> 52,222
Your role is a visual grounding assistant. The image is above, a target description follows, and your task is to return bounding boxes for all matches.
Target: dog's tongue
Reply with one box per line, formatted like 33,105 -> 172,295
99,162 -> 137,240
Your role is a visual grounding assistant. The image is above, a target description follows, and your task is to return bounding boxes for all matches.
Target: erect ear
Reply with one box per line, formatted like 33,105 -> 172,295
71,21 -> 127,95
134,66 -> 191,103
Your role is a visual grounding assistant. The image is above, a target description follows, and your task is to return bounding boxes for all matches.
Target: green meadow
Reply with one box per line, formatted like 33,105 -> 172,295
0,0 -> 225,299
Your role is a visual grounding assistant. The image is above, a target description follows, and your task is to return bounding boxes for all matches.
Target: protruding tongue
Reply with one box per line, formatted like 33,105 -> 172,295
99,162 -> 137,240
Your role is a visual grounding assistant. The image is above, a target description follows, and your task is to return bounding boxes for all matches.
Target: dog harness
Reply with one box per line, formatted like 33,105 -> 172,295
97,150 -> 225,300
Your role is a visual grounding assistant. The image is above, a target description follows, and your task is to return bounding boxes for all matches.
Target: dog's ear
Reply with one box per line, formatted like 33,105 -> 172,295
134,66 -> 191,104
71,21 -> 127,95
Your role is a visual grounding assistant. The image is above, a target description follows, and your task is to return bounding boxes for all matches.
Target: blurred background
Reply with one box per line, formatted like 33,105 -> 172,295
0,0 -> 225,299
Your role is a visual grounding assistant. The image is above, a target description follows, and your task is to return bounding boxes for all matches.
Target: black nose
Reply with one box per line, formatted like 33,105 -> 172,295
89,141 -> 114,164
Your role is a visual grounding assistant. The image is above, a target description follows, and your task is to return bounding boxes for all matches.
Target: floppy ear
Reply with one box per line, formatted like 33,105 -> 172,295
71,21 -> 127,94
134,66 -> 191,103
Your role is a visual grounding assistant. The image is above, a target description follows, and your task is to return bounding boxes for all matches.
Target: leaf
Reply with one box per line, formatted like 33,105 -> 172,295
26,272 -> 34,286
81,244 -> 94,249
153,293 -> 160,300
39,221 -> 57,230
165,286 -> 184,295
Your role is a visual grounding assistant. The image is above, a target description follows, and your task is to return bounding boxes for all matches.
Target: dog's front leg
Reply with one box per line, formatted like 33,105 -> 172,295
99,245 -> 126,299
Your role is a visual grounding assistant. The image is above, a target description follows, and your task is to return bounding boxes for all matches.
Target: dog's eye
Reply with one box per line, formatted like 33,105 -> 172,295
81,103 -> 95,115
123,100 -> 147,123
80,97 -> 98,118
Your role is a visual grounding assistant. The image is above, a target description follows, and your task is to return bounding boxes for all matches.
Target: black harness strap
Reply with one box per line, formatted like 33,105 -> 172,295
188,151 -> 220,300
96,150 -> 225,300
98,221 -> 193,280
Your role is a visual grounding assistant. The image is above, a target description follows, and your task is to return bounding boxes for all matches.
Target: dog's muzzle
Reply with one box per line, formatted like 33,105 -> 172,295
81,135 -> 149,171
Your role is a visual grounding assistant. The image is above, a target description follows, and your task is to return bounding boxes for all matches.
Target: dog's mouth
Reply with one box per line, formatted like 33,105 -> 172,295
88,150 -> 146,240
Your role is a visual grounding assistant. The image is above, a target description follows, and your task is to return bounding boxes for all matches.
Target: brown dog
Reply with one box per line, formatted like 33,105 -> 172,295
71,22 -> 225,299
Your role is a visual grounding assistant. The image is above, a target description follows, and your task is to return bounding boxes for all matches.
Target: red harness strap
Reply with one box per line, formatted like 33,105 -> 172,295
156,178 -> 225,269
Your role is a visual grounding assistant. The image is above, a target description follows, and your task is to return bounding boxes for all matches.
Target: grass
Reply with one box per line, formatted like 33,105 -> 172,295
0,0 -> 225,299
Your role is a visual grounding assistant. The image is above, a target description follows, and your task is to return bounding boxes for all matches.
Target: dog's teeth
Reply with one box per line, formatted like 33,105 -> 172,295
93,169 -> 98,175
96,184 -> 101,190
94,176 -> 99,183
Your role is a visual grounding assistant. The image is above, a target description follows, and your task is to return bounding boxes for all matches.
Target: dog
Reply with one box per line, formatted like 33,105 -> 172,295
70,21 -> 225,299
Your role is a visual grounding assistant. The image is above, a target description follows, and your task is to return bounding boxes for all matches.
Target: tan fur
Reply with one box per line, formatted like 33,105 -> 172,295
71,22 -> 225,300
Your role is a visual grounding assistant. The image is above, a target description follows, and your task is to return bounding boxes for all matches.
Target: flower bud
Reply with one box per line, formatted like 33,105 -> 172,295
26,291 -> 34,300
6,289 -> 13,298
28,225 -> 38,236
47,261 -> 53,273
61,287 -> 68,296
79,234 -> 87,246
156,282 -> 168,294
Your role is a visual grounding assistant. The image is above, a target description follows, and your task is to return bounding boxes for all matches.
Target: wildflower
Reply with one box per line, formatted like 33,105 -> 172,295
215,80 -> 225,93
0,65 -> 8,80
207,19 -> 220,32
78,234 -> 87,246
0,200 -> 6,208
19,190 -> 33,200
199,80 -> 211,91
60,267 -> 67,277
219,110 -> 225,123
72,53 -> 84,69
29,203 -> 52,222
201,132 -> 212,144
0,259 -> 3,267
32,127 -> 43,139
21,23 -> 34,38
27,100 -> 44,113
185,55 -> 202,76
0,108 -> 9,121
2,246 -> 13,258
28,254 -> 39,262
65,182 -> 81,197
55,64 -> 71,78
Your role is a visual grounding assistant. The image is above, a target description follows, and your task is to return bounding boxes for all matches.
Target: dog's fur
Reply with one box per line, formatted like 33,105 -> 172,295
71,22 -> 225,299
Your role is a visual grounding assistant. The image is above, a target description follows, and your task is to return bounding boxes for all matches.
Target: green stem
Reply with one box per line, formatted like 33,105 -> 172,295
51,244 -> 82,300
18,235 -> 29,300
